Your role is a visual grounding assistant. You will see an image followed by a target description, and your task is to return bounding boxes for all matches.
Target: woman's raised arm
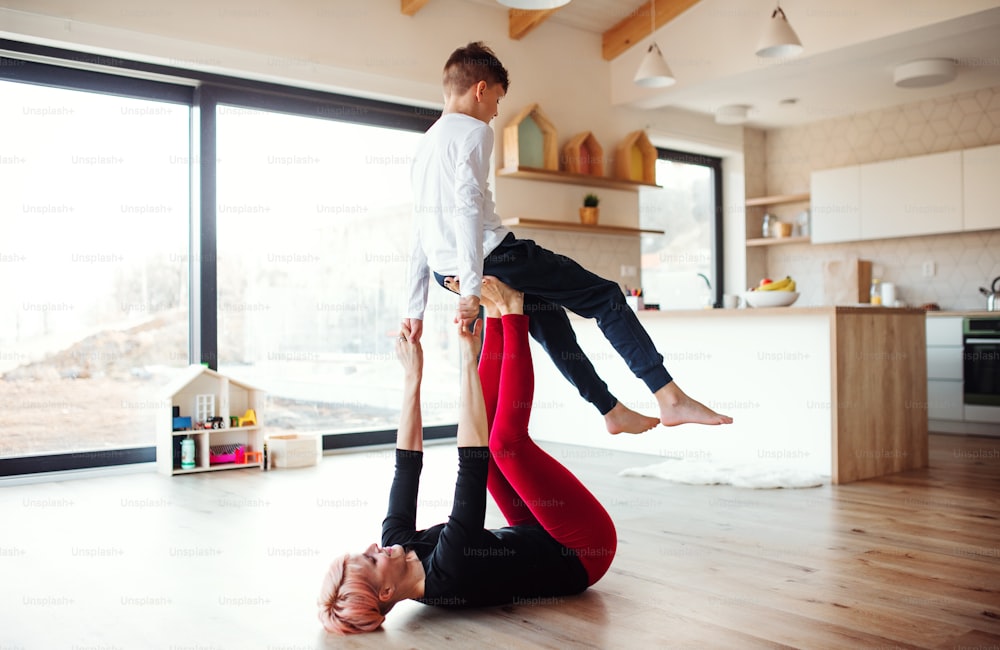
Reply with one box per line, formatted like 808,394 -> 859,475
395,321 -> 424,452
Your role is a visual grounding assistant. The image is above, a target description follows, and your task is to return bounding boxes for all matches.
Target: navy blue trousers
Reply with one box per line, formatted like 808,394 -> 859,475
435,233 -> 672,415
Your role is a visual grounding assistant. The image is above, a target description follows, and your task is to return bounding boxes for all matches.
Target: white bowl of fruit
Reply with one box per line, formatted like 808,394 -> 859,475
744,276 -> 799,307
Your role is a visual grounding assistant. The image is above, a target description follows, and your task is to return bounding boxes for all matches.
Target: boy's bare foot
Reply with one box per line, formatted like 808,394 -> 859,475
605,402 -> 660,434
481,276 -> 523,316
655,382 -> 733,426
443,276 -> 460,295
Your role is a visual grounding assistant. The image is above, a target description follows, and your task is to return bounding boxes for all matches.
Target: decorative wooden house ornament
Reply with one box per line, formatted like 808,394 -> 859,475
503,103 -> 558,171
615,130 -> 656,184
562,131 -> 605,176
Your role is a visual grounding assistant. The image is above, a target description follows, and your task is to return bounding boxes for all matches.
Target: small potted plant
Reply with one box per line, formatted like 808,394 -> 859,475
579,193 -> 599,225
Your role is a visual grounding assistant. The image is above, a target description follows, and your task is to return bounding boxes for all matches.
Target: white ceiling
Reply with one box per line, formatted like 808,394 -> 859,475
467,0 -> 1000,128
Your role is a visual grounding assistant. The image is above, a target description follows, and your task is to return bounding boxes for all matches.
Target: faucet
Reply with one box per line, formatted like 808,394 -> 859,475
697,273 -> 714,308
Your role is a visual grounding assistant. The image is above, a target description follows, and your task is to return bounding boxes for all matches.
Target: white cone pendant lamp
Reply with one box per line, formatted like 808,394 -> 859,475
635,43 -> 676,88
634,1 -> 675,87
756,3 -> 803,58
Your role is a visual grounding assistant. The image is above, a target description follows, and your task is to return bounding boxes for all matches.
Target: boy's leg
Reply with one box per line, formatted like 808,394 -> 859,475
485,237 -> 669,393
485,236 -> 731,427
523,294 -> 617,415
488,306 -> 615,585
442,271 -> 656,433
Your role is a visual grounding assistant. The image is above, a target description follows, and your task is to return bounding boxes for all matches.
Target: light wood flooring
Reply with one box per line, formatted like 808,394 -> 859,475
1,433 -> 998,649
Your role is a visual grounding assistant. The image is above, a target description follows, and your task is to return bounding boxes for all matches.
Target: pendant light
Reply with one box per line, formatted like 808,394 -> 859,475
634,1 -> 675,88
755,2 -> 803,58
497,0 -> 571,8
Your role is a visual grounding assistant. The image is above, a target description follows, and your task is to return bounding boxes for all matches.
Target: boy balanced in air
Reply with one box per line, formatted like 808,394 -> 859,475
403,42 -> 731,434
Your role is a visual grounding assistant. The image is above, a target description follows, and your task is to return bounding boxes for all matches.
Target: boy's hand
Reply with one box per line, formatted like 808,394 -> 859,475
402,318 -> 423,344
455,295 -> 481,322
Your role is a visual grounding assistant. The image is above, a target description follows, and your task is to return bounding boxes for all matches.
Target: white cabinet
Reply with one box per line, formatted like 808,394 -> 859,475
926,316 -> 964,423
963,143 -> 1000,232
861,151 -> 962,240
156,365 -> 265,475
811,166 -> 861,243
928,380 -> 964,421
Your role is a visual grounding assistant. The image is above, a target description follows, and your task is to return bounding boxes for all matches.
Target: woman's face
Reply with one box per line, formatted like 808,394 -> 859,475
356,543 -> 415,589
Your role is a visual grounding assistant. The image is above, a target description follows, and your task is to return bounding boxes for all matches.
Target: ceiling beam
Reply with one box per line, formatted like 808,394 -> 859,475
509,8 -> 561,40
401,0 -> 430,16
602,0 -> 702,61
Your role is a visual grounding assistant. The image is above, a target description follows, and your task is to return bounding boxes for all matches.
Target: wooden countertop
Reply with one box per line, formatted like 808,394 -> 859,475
926,310 -> 1000,317
632,306 -> 927,318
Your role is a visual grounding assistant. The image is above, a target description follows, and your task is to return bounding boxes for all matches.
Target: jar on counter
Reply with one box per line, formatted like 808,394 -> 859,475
870,278 -> 883,305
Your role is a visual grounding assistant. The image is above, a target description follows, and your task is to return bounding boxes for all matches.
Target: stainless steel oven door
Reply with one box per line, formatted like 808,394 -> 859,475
963,336 -> 1000,423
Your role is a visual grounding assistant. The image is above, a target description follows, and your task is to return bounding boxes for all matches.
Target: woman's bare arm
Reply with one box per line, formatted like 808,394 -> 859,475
456,318 -> 488,449
395,321 -> 424,452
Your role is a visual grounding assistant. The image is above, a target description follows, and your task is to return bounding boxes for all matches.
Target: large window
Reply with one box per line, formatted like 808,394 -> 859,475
0,46 -> 448,475
0,76 -> 190,459
215,105 -> 458,436
639,149 -> 723,309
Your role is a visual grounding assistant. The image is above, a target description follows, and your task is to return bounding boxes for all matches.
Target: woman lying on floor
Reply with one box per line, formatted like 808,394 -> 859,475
318,276 -> 617,634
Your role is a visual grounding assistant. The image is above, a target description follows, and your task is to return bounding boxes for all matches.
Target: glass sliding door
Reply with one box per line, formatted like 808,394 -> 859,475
0,78 -> 191,458
639,150 -> 723,309
215,105 -> 458,435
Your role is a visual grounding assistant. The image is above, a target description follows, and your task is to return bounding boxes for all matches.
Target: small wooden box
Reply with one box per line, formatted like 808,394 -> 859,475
267,434 -> 320,469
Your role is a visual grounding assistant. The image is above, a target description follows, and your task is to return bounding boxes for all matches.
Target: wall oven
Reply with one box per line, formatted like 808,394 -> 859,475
964,317 -> 1000,423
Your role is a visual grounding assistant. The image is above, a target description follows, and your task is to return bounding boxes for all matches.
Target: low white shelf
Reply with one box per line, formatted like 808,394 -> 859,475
156,364 -> 265,476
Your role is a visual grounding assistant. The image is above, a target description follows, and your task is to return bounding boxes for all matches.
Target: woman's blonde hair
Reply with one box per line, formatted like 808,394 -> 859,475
317,553 -> 392,634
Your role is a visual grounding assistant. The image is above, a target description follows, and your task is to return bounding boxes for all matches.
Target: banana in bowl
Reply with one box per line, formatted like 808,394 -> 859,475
745,276 -> 799,307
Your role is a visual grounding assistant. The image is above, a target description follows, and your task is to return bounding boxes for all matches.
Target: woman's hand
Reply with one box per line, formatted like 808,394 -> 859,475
396,321 -> 423,381
456,317 -> 482,364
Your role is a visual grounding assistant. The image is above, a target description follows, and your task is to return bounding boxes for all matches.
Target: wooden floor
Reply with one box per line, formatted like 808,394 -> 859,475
2,433 -> 999,649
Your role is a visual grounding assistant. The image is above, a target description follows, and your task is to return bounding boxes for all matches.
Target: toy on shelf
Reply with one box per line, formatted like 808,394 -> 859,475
172,416 -> 193,432
209,443 -> 245,465
237,409 -> 257,427
194,394 -> 215,424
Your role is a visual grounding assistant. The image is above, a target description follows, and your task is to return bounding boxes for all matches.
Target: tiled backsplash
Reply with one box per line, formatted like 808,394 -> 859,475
760,85 -> 1000,310
502,228 -> 639,295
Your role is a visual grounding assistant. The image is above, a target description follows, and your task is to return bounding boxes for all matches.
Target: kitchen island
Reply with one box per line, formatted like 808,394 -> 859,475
527,306 -> 928,484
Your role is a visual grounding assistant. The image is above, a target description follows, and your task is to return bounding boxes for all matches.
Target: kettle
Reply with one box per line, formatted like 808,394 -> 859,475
980,276 -> 1000,311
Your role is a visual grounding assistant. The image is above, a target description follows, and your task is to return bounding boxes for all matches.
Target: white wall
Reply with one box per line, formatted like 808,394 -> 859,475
0,0 -> 745,291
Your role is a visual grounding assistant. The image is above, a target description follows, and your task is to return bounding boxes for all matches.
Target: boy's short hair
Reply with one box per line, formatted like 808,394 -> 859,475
443,42 -> 510,96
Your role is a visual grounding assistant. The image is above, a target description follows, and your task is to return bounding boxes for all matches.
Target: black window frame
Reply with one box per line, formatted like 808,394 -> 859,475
0,40 -> 451,477
653,147 -> 725,308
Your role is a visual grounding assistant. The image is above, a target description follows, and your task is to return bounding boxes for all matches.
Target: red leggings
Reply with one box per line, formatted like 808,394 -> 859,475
480,314 -> 617,585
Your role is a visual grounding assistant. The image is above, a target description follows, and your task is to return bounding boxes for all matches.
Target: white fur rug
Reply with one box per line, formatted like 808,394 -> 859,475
619,458 -> 827,489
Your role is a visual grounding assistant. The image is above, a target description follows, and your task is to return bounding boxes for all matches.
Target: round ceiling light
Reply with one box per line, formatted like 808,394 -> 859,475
715,104 -> 751,125
497,0 -> 571,8
893,58 -> 957,88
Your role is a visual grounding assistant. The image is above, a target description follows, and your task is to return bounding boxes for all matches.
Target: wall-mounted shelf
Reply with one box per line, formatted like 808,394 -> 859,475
503,217 -> 664,236
745,192 -> 810,207
498,166 -> 660,191
747,236 -> 811,247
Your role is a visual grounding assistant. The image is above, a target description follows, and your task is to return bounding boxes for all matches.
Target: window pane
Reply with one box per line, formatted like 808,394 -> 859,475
0,80 -> 190,457
640,158 -> 715,309
216,106 -> 458,435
